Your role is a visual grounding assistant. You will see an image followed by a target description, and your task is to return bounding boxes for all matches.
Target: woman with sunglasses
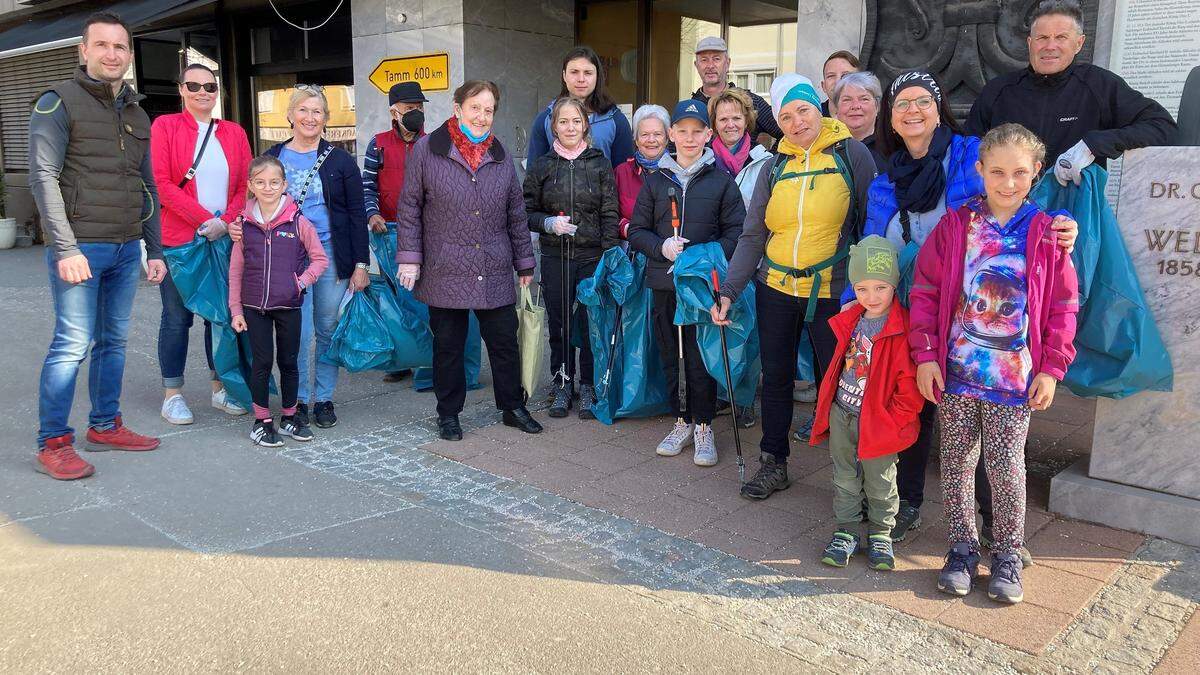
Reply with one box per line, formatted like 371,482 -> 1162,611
862,69 -> 1077,556
150,63 -> 254,425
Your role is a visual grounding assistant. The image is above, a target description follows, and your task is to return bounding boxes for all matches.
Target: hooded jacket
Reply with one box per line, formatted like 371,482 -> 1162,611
966,63 -> 1176,168
810,302 -> 924,459
228,195 -> 329,317
527,101 -> 634,168
722,118 -> 876,303
626,148 -> 746,291
522,145 -> 621,261
907,200 -> 1080,401
732,144 -> 774,207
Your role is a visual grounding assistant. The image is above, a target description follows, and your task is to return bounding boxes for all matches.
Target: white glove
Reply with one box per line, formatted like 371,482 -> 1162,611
197,217 -> 228,241
397,263 -> 421,291
1053,140 -> 1095,187
661,235 -> 689,261
543,215 -> 577,236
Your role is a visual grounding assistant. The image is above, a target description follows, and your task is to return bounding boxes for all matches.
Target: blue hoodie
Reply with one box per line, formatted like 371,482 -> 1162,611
527,101 -> 634,168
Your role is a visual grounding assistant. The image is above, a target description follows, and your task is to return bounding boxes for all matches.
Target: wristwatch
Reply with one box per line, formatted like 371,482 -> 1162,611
355,262 -> 369,270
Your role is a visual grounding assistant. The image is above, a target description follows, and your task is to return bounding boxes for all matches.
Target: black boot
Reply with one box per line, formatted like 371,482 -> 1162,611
740,453 -> 791,500
577,384 -> 596,420
548,381 -> 571,418
503,407 -> 543,434
438,415 -> 463,441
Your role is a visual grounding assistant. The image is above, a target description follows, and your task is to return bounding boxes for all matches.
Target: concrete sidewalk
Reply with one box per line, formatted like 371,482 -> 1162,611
2,246 -> 1197,673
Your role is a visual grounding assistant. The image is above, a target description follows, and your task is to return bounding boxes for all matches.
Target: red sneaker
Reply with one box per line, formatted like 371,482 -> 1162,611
85,416 -> 160,452
36,434 -> 96,480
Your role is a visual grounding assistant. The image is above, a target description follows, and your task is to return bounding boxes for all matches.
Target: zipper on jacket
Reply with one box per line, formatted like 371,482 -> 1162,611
261,225 -> 272,310
568,159 -> 576,260
792,148 -> 811,296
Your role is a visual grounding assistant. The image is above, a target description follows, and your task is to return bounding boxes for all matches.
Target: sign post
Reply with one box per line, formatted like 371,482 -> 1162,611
369,53 -> 450,94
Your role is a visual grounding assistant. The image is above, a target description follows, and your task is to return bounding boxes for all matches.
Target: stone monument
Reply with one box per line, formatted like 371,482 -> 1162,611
1050,146 -> 1200,545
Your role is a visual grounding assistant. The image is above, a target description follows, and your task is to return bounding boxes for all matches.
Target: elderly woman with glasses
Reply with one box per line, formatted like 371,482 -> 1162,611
231,84 -> 368,430
150,62 -> 254,425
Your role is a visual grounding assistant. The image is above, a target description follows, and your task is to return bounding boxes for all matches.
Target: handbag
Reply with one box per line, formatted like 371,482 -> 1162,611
517,284 -> 547,402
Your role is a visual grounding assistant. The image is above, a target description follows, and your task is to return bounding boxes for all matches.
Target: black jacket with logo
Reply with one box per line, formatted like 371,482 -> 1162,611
523,146 -> 620,262
966,63 -> 1177,168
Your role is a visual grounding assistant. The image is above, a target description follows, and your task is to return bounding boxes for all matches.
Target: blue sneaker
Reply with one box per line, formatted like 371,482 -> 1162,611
867,534 -> 895,570
938,542 -> 981,596
821,530 -> 859,567
988,552 -> 1024,604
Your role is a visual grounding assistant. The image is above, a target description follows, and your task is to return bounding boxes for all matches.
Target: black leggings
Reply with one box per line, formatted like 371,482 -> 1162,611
652,289 -> 717,425
243,307 -> 301,418
540,255 -> 598,386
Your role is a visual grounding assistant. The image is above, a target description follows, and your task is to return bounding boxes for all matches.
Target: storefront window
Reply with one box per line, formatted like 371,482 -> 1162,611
648,0 -> 721,107
727,0 -> 797,105
253,80 -> 357,156
578,0 -> 639,121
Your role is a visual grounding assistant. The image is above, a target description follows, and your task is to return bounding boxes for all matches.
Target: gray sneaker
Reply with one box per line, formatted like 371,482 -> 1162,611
988,552 -> 1025,604
656,419 -> 694,457
938,542 -> 981,596
693,423 -> 717,466
980,525 -> 1034,568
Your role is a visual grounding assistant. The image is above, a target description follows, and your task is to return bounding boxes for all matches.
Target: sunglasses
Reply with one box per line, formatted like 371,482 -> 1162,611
183,81 -> 218,93
296,83 -> 325,94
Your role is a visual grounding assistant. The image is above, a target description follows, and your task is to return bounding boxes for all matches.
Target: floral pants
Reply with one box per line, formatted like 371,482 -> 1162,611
939,393 -> 1031,554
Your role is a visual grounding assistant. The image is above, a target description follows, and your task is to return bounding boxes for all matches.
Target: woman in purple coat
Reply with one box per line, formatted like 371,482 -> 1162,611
396,80 -> 543,441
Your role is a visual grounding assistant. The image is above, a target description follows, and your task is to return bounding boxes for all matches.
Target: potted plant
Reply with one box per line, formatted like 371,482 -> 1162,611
0,167 -> 16,249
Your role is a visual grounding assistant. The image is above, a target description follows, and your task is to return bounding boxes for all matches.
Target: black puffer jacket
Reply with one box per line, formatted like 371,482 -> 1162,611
523,146 -> 620,262
626,150 -> 746,291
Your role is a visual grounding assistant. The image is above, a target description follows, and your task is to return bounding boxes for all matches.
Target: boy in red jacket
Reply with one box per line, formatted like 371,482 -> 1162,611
810,235 -> 924,571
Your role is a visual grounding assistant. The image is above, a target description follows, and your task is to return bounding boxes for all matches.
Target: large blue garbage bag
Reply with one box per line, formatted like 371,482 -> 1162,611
672,243 -> 761,408
1031,166 -> 1173,398
162,234 -> 257,408
578,247 -> 670,424
323,291 -> 394,372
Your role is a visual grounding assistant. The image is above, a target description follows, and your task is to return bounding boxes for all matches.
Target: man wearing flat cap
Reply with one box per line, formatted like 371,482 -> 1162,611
690,35 -> 782,141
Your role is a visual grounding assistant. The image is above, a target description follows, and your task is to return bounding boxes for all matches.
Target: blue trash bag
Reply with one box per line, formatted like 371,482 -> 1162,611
1031,166 -> 1173,398
322,291 -> 394,372
371,226 -> 400,290
162,234 -> 258,408
578,247 -> 671,424
367,278 -> 434,372
672,242 -> 761,408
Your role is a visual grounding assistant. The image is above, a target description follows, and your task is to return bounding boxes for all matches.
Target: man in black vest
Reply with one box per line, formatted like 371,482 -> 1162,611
967,0 -> 1176,185
28,12 -> 165,480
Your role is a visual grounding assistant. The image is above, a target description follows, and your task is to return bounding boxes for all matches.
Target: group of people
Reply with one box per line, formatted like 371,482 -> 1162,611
29,1 -> 1177,606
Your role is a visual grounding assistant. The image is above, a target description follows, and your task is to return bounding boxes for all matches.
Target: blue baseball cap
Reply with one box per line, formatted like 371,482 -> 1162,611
671,99 -> 709,126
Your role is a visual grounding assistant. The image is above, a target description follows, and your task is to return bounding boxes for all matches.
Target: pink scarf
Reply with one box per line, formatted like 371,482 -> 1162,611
553,139 -> 588,161
712,134 -> 752,177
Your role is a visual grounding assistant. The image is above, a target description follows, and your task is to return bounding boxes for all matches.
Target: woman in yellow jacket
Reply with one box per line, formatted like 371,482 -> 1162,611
715,74 -> 877,501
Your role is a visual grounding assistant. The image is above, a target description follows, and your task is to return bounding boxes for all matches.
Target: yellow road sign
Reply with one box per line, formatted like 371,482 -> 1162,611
369,53 -> 450,94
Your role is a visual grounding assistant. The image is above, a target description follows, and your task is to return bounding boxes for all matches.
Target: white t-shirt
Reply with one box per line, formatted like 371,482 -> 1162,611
193,119 -> 229,216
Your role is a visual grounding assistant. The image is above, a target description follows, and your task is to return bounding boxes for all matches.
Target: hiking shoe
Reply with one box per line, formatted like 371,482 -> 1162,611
35,434 -> 95,480
313,401 -> 337,428
382,369 -> 412,383
294,402 -> 310,427
938,543 -> 981,596
279,416 -> 313,441
792,382 -> 817,403
693,423 -> 717,466
250,420 -> 284,447
867,534 -> 896,570
161,394 -> 194,425
740,453 -> 790,500
735,405 -> 756,429
890,501 -> 923,542
548,382 -> 571,418
790,414 -> 815,444
211,388 -> 247,416
988,552 -> 1025,604
656,418 -> 694,457
822,530 -> 859,567
715,399 -> 732,417
578,384 -> 596,420
980,525 -> 1034,568
85,416 -> 159,452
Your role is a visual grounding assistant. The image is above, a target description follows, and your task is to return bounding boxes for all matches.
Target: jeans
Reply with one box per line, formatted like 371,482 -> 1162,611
428,304 -> 524,418
756,284 -> 840,460
38,242 -> 141,446
244,308 -> 302,419
158,266 -> 216,388
297,239 -> 348,403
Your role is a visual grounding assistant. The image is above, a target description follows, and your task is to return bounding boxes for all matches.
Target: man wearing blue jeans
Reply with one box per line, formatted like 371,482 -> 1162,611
29,11 -> 166,480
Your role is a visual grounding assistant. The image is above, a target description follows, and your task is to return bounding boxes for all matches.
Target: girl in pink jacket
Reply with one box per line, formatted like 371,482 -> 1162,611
908,124 -> 1079,606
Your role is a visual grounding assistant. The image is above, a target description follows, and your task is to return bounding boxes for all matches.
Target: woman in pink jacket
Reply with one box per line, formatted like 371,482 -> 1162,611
151,63 -> 254,425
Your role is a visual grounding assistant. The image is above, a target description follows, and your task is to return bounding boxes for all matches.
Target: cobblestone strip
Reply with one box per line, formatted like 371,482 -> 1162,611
271,404 -> 1198,673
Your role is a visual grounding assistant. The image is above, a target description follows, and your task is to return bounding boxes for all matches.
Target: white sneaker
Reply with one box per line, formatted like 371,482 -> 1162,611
656,418 -> 694,456
161,394 -> 194,425
212,388 -> 248,416
693,423 -> 718,466
792,382 -> 817,403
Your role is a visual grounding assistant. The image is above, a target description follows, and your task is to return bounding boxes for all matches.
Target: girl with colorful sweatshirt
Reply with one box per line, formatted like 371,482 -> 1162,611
908,123 -> 1078,605
230,156 -> 328,447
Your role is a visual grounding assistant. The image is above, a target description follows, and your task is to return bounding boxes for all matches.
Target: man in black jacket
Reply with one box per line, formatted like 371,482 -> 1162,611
627,99 -> 745,467
966,0 -> 1176,185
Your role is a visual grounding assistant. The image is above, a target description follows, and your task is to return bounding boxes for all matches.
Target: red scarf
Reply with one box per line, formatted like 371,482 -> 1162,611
447,116 -> 494,171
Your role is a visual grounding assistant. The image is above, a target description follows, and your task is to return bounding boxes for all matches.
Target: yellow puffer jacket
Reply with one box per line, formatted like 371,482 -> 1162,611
763,118 -> 853,298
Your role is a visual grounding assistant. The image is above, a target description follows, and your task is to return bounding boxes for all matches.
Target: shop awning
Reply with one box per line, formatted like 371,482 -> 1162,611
0,0 -> 210,56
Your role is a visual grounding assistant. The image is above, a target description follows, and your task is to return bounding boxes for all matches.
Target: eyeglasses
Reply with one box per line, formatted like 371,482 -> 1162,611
892,96 -> 935,112
183,82 -> 218,93
251,179 -> 284,189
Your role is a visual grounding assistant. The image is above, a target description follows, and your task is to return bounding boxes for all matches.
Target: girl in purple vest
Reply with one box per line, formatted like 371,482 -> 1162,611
230,156 -> 329,447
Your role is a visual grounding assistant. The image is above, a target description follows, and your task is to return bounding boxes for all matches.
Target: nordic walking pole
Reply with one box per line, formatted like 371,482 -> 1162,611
599,248 -> 633,397
711,269 -> 745,483
667,187 -> 687,419
556,211 -> 570,390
